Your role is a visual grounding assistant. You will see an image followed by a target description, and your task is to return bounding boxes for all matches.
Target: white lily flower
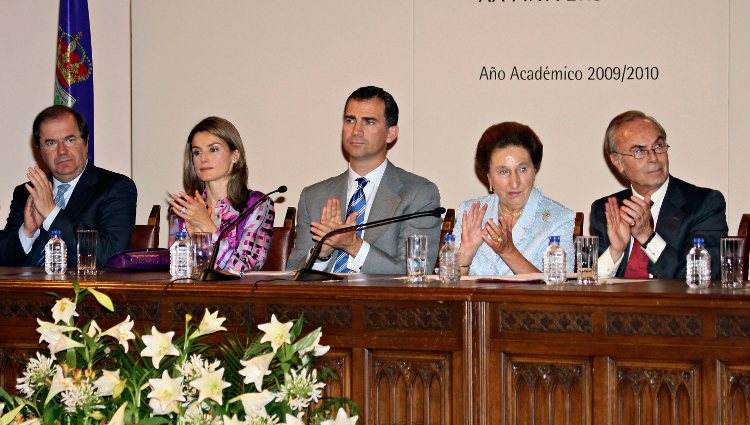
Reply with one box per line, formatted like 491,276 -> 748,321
190,367 -> 231,404
101,315 -> 136,352
281,412 -> 305,425
238,352 -> 274,391
108,402 -> 128,425
48,333 -> 84,356
86,320 -> 101,338
45,365 -> 73,404
0,401 -> 4,413
190,309 -> 227,339
140,326 -> 179,368
321,407 -> 359,425
230,390 -> 274,416
258,314 -> 293,353
147,370 -> 185,415
51,298 -> 78,324
36,319 -> 76,344
94,369 -> 122,397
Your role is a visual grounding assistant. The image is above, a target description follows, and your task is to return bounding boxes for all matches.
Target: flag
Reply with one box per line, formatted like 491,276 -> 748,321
54,0 -> 94,162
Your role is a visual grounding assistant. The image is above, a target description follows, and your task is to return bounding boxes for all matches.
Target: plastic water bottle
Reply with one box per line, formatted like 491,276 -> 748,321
439,234 -> 460,284
170,231 -> 193,278
44,230 -> 67,276
543,236 -> 566,285
686,237 -> 711,288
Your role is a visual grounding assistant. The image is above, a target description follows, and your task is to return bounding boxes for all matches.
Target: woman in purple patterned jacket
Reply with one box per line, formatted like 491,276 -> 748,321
168,116 -> 274,273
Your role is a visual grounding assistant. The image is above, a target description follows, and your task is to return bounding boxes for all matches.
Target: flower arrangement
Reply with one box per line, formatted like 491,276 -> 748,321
0,282 -> 358,425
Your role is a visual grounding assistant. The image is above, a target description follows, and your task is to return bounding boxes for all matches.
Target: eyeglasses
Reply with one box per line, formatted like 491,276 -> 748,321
615,142 -> 670,160
40,135 -> 82,151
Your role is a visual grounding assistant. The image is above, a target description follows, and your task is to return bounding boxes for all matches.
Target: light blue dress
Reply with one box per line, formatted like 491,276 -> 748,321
454,188 -> 575,276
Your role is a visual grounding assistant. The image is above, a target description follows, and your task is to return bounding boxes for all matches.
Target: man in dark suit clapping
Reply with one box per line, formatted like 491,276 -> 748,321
0,105 -> 137,267
590,110 -> 728,279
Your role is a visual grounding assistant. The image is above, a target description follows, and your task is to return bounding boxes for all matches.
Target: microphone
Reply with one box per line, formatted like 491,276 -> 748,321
292,207 -> 446,281
199,185 -> 287,281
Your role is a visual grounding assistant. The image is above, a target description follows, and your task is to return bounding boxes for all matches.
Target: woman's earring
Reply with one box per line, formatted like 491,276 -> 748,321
489,182 -> 493,193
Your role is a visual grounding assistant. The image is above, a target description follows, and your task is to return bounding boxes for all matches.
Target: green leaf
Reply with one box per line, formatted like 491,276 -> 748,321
71,280 -> 80,294
290,327 -> 321,355
289,314 -> 305,340
87,287 -> 114,311
0,404 -> 24,425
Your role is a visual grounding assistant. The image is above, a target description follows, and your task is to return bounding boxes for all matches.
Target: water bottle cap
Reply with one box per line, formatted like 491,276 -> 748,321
50,230 -> 61,237
445,234 -> 455,242
176,231 -> 188,239
693,237 -> 704,245
549,236 -> 560,244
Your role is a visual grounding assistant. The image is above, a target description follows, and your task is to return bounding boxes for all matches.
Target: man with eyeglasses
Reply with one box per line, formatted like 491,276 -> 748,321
0,105 -> 137,267
590,110 -> 728,279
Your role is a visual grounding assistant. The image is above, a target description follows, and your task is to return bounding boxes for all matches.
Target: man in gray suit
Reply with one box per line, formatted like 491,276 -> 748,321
287,86 -> 441,274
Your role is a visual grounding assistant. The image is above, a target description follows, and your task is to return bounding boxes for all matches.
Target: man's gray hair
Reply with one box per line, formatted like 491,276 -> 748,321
604,110 -> 667,157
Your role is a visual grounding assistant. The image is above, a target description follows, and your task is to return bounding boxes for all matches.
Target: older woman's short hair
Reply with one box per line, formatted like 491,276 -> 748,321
475,122 -> 543,178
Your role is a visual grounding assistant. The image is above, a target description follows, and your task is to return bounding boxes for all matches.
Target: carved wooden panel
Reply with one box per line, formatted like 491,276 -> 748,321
716,316 -> 750,339
367,350 -> 451,425
499,309 -> 592,334
721,363 -> 750,425
364,306 -> 453,330
266,304 -> 352,329
607,313 -> 703,337
0,348 -> 32,393
612,360 -> 698,425
318,349 -> 350,400
503,355 -> 591,425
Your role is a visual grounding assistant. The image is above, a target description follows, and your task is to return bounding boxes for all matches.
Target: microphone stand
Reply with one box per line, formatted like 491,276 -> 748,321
199,186 -> 287,281
292,207 -> 445,281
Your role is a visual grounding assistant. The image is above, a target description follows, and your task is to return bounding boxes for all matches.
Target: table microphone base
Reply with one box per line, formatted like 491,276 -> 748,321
292,269 -> 344,281
199,269 -> 241,281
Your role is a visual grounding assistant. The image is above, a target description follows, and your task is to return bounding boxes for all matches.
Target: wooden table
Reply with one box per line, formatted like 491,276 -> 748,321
1,268 -> 749,425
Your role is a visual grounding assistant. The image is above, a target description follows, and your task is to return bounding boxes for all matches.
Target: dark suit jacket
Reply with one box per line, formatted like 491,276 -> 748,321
0,164 -> 137,267
590,176 -> 728,279
287,161 -> 442,274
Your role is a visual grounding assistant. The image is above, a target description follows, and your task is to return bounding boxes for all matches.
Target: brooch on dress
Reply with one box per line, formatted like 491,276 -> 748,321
542,210 -> 550,222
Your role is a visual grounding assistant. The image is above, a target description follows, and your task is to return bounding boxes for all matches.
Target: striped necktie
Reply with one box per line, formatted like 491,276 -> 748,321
54,184 -> 70,208
332,177 -> 368,273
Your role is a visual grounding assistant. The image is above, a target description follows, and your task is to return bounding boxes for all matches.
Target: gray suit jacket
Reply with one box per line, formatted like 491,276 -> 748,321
287,161 -> 442,274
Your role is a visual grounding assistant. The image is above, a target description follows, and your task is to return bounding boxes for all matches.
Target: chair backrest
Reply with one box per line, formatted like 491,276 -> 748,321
260,207 -> 297,271
435,208 -> 456,270
129,205 -> 160,249
737,214 -> 750,280
574,212 -> 584,239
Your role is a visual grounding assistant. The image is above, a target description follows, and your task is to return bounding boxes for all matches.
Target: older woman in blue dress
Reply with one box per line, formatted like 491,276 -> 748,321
455,122 -> 575,276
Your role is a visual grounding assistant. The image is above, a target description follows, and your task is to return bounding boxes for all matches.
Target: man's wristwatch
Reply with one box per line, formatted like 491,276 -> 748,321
311,248 -> 332,262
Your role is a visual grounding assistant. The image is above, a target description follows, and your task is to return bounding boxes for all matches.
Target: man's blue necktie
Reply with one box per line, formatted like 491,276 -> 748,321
54,184 -> 70,208
332,177 -> 368,273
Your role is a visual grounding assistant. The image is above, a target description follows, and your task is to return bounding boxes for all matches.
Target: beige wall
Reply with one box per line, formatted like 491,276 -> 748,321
2,0 -> 748,248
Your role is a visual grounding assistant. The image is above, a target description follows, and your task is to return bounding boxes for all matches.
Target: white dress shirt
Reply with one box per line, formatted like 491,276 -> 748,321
313,159 -> 388,272
18,162 -> 87,253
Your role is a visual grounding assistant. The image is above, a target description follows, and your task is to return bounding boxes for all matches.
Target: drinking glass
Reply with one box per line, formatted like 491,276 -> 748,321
76,230 -> 97,275
192,232 -> 214,278
720,237 -> 745,288
406,234 -> 428,283
575,236 -> 599,285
